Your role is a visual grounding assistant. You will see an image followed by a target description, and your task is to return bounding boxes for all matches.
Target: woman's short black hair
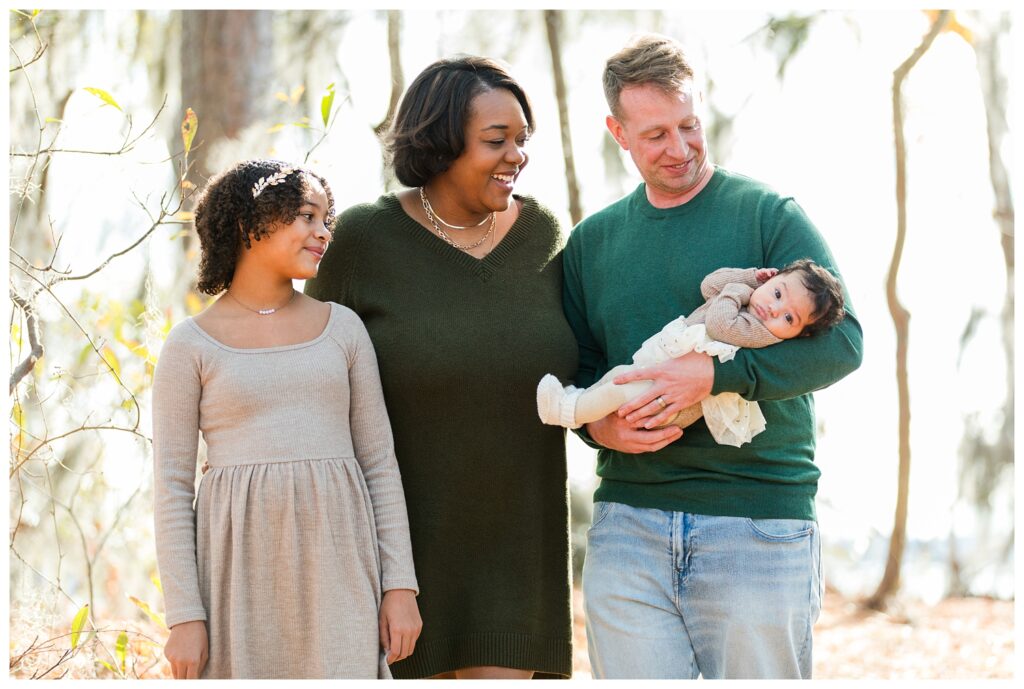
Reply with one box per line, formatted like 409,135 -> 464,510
387,55 -> 535,188
192,159 -> 335,295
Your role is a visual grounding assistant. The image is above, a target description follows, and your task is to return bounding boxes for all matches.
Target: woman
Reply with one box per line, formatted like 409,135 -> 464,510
305,57 -> 577,679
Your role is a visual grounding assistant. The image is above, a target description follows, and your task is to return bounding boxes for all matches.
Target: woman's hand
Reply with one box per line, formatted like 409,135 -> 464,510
164,620 -> 208,679
755,267 -> 778,283
612,351 -> 714,429
379,589 -> 422,664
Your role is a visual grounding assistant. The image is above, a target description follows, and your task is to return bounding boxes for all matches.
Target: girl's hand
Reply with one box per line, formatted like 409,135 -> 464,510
379,589 -> 422,664
755,267 -> 778,283
164,620 -> 208,679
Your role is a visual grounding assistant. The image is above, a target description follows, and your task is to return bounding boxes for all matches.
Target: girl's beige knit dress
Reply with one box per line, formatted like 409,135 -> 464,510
153,302 -> 418,679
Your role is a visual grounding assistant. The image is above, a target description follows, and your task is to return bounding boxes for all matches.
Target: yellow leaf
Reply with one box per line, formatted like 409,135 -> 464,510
129,595 -> 167,629
923,9 -> 974,43
180,179 -> 196,191
97,660 -> 117,674
100,345 -> 121,378
115,631 -> 128,672
175,211 -> 194,222
290,84 -> 305,104
181,108 -> 198,155
70,604 -> 89,649
151,574 -> 163,595
274,91 -> 289,102
83,87 -> 122,112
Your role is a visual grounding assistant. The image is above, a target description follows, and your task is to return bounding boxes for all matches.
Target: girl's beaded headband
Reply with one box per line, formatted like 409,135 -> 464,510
251,167 -> 296,198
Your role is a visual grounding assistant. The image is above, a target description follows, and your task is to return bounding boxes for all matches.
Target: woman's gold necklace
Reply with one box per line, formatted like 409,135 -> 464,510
419,187 -> 495,251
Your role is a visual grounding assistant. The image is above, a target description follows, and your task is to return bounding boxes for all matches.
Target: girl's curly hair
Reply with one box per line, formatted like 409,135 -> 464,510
193,159 -> 336,295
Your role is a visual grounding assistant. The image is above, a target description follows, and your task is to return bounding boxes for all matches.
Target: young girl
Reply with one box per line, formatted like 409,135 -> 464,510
537,260 -> 845,446
153,159 -> 420,679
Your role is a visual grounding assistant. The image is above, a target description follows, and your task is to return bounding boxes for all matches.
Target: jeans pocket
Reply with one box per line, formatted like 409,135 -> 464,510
745,518 -> 815,542
587,500 -> 616,534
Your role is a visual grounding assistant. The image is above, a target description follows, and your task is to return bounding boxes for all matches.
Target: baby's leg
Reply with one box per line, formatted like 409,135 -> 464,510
574,365 -> 653,426
666,402 -> 704,430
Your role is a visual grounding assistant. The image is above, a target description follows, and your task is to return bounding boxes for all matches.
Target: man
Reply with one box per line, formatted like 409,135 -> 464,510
563,34 -> 863,679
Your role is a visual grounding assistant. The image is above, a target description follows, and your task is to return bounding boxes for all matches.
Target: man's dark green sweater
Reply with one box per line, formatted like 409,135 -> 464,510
562,168 -> 864,521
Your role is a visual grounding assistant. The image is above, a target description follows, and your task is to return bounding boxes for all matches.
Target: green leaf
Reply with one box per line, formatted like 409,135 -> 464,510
77,343 -> 93,367
97,660 -> 117,674
115,631 -> 128,673
70,604 -> 89,649
83,87 -> 122,112
44,117 -> 63,124
181,108 -> 198,155
320,82 -> 336,127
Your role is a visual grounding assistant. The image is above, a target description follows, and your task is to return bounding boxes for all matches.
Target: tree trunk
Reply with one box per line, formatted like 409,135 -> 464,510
972,9 -> 1014,499
180,10 -> 273,185
866,10 -> 949,612
374,10 -> 404,191
543,10 -> 583,226
945,10 -> 1015,598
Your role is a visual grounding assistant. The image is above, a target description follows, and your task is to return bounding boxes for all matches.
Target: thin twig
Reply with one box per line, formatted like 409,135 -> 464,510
10,96 -> 169,159
10,263 -> 142,430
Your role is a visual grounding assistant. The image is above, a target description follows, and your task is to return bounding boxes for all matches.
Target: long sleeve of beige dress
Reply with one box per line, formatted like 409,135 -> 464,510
153,302 -> 417,679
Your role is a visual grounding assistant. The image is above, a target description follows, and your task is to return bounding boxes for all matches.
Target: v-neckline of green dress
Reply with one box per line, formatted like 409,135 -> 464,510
383,193 -> 538,281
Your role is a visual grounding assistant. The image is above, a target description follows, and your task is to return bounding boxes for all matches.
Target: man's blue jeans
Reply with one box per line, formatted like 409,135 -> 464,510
582,502 -> 822,679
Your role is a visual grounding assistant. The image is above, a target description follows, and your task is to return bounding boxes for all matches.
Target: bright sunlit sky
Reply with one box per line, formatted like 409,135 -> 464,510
4,3 -> 1021,599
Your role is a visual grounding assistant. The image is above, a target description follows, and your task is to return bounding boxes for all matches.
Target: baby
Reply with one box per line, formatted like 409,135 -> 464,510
538,259 -> 846,447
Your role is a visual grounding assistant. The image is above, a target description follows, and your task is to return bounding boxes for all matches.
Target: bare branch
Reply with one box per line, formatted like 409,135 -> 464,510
10,263 -> 143,430
9,289 -> 45,394
11,424 -> 151,479
9,96 -> 169,159
8,13 -> 47,74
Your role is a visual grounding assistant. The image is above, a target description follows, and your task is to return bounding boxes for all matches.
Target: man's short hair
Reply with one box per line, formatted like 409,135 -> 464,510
603,33 -> 694,120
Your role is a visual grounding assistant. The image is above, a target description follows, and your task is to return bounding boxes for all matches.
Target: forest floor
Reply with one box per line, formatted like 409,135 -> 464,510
571,586 -> 1014,679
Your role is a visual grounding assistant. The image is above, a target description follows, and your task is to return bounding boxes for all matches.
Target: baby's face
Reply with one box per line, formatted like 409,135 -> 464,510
748,272 -> 816,339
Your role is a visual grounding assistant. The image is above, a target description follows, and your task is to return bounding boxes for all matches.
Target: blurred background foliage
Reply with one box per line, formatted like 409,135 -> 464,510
7,8 -> 1013,678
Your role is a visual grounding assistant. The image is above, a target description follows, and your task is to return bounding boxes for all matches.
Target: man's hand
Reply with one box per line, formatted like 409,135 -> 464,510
379,589 -> 422,664
612,351 -> 715,429
586,412 -> 683,453
164,620 -> 208,679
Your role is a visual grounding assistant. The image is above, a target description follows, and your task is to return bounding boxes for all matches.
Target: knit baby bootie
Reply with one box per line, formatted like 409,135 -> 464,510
537,374 -> 568,426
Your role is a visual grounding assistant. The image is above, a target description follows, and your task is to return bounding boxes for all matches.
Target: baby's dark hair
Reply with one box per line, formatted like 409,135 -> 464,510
778,258 -> 845,337
193,159 -> 336,295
